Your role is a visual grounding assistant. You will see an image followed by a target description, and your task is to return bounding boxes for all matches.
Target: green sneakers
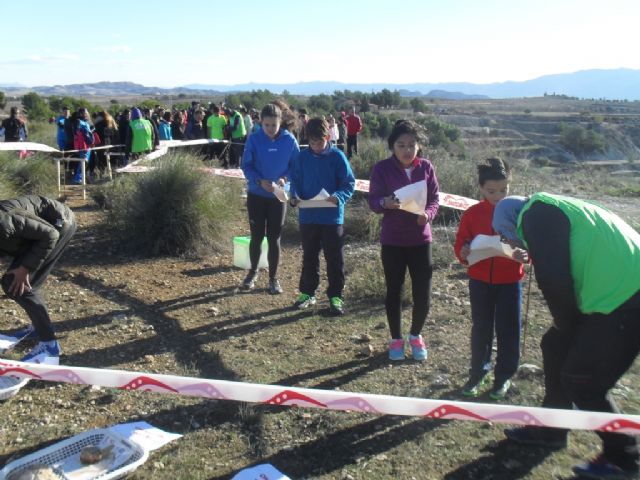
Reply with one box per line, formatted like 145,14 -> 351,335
489,379 -> 512,400
461,375 -> 487,397
329,297 -> 344,316
294,293 -> 317,309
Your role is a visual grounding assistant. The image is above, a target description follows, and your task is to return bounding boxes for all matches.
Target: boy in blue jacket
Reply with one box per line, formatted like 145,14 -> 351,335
290,118 -> 355,315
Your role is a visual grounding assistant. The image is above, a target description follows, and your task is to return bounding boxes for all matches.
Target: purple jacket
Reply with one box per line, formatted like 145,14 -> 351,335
368,155 -> 439,246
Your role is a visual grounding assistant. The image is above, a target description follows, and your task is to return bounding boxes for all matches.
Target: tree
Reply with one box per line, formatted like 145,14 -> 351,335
410,98 -> 428,113
559,123 -> 606,158
307,94 -> 334,113
21,92 -> 52,121
0,91 -> 5,110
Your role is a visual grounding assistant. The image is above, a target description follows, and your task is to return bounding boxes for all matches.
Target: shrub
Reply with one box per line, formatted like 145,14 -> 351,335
349,138 -> 388,180
558,123 -> 606,158
23,121 -> 56,147
96,153 -> 244,257
0,152 -> 57,196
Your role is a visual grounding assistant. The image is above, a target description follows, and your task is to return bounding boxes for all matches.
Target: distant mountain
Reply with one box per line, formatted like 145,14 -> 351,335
184,69 -> 640,100
424,90 -> 489,100
2,69 -> 639,100
1,81 -> 223,97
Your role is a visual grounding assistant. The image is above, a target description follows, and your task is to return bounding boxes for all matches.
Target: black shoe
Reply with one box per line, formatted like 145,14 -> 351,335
242,270 -> 258,290
504,426 -> 567,449
268,278 -> 283,295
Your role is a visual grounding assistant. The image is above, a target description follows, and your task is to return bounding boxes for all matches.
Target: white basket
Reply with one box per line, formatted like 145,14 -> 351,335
0,429 -> 149,480
0,377 -> 29,401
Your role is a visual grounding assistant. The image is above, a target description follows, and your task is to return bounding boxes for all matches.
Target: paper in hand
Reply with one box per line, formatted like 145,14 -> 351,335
467,234 -> 515,266
394,181 -> 427,215
298,188 -> 336,208
272,182 -> 289,203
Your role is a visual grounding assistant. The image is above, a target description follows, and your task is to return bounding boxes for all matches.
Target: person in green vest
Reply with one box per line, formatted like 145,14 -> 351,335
226,107 -> 247,168
492,192 -> 640,480
125,107 -> 156,162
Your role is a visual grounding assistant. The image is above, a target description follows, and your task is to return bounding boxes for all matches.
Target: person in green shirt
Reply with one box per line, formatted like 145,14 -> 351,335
493,192 -> 640,480
206,105 -> 229,167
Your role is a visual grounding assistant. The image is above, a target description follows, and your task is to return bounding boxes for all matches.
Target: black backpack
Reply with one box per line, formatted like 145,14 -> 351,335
2,117 -> 22,141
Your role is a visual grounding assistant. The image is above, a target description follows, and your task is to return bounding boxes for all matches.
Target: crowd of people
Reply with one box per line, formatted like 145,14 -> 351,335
35,102 -> 363,183
1,98 -> 639,479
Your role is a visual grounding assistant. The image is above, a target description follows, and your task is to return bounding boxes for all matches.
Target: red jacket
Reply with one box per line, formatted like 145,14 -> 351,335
345,114 -> 362,136
454,199 -> 525,284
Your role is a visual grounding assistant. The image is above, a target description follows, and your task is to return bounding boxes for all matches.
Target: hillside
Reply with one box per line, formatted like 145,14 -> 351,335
3,68 -> 640,100
427,96 -> 640,165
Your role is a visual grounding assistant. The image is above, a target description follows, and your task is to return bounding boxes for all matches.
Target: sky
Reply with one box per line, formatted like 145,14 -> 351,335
1,0 -> 639,88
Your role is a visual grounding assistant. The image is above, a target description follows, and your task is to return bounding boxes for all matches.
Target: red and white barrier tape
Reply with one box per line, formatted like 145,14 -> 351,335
115,165 -> 478,211
1,139 -> 478,210
0,142 -> 124,154
1,360 -> 638,434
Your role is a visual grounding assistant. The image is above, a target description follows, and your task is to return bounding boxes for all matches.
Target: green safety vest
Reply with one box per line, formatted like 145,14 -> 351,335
517,192 -> 640,314
131,119 -> 153,153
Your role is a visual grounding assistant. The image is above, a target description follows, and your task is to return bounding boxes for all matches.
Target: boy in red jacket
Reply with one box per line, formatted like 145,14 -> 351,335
454,158 -> 527,399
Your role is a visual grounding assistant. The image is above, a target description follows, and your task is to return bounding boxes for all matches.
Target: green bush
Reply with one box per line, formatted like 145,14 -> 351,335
430,152 -> 478,201
349,138 -> 388,180
0,152 -> 57,196
96,153 -> 244,257
558,123 -> 606,158
25,121 -> 56,147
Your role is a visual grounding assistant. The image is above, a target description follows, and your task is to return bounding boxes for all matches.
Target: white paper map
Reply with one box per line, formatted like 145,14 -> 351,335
394,181 -> 427,215
467,234 -> 515,265
272,182 -> 289,203
298,188 -> 336,208
109,421 -> 182,451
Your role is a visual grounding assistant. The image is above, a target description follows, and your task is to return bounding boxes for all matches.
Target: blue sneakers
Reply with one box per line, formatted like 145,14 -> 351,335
21,340 -> 61,364
408,334 -> 428,361
572,455 -> 640,479
388,338 -> 405,361
11,325 -> 39,341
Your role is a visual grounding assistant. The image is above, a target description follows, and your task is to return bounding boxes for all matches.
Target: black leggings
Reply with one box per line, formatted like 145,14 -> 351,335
381,244 -> 433,339
247,192 -> 286,278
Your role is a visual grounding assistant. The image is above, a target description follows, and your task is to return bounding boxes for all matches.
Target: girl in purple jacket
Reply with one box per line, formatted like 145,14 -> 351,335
368,120 -> 440,361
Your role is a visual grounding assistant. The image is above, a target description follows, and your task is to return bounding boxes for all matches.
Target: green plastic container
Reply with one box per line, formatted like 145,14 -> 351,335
233,236 -> 268,269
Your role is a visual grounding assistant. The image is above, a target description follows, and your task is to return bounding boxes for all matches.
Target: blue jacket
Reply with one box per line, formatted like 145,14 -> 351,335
158,120 -> 172,140
242,128 -> 299,199
55,115 -> 66,149
291,145 -> 355,225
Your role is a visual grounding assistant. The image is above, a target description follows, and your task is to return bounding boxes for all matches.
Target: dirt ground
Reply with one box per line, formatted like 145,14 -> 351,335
0,187 -> 639,479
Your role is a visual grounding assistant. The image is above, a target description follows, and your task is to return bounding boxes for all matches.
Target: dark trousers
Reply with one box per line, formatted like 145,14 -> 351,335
381,244 -> 433,339
247,193 -> 285,279
468,279 -> 522,385
1,217 -> 76,342
209,142 -> 228,167
230,136 -> 246,168
299,224 -> 345,299
346,134 -> 358,158
541,308 -> 640,471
